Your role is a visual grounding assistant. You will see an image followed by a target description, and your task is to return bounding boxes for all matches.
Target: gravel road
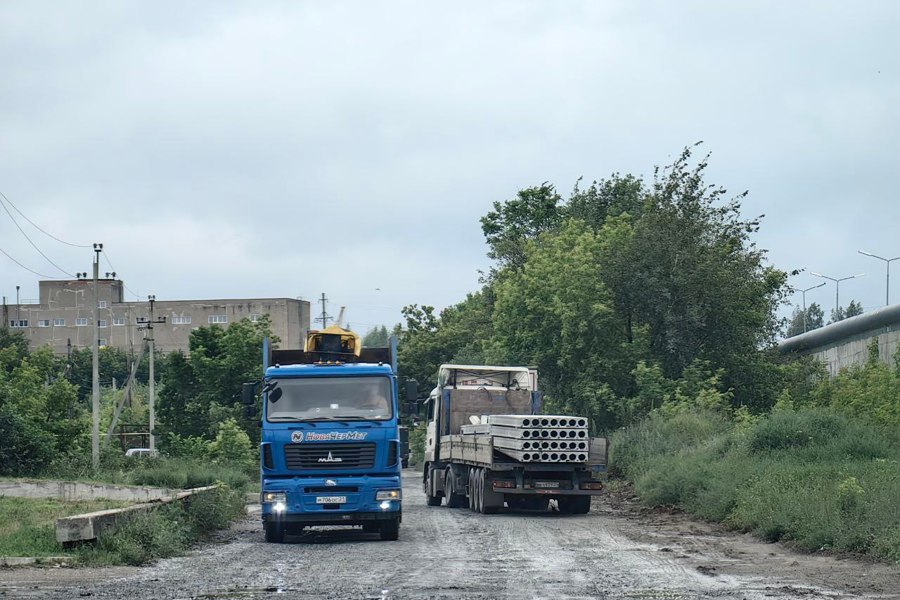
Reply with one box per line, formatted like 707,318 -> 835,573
2,472 -> 898,600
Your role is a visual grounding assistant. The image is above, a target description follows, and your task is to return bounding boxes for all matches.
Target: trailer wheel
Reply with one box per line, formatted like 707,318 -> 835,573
425,468 -> 442,506
444,469 -> 467,508
379,517 -> 400,541
558,495 -> 591,515
480,469 -> 501,515
264,521 -> 285,544
468,468 -> 476,511
474,469 -> 484,513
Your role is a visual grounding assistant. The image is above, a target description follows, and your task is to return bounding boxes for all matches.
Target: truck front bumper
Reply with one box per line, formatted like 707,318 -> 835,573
260,474 -> 402,523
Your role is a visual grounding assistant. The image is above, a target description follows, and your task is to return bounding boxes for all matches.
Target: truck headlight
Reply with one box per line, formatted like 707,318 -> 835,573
375,490 -> 401,501
262,492 -> 287,505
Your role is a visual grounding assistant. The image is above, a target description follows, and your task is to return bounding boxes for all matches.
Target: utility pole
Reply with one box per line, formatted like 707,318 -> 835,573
315,293 -> 332,329
91,243 -> 102,470
137,295 -> 166,452
15,285 -> 20,324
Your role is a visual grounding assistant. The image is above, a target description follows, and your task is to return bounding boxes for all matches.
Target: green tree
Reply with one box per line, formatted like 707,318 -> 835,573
362,325 -> 389,347
785,302 -> 825,337
492,220 -> 630,429
157,316 -> 276,445
827,301 -> 863,324
600,147 -> 788,409
480,183 -> 564,272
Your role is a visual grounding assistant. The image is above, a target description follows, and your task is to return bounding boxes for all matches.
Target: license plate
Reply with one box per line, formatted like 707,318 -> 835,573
316,496 -> 346,504
534,481 -> 559,489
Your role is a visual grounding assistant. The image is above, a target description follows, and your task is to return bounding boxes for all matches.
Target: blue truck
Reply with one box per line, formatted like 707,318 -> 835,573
242,326 -> 404,542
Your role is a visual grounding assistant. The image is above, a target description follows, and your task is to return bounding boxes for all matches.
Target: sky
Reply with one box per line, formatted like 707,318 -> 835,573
2,1 -> 899,334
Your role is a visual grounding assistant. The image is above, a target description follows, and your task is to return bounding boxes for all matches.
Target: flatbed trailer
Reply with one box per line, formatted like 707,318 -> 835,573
421,365 -> 608,514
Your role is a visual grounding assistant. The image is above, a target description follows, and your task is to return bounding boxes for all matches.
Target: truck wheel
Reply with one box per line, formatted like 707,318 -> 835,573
481,469 -> 500,515
468,468 -> 476,511
445,469 -> 467,508
379,517 -> 400,541
558,496 -> 591,515
264,521 -> 285,544
425,468 -> 442,506
571,495 -> 592,514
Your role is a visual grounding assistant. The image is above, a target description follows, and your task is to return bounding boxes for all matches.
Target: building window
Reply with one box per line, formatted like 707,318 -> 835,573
76,318 -> 88,326
250,314 -> 261,322
113,317 -> 125,326
9,320 -> 28,328
53,318 -> 65,326
99,320 -> 108,328
208,315 -> 227,324
172,315 -> 192,325
98,301 -> 108,309
38,319 -> 51,327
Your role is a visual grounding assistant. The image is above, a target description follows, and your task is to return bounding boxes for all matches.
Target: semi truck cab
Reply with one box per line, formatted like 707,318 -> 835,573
244,327 -> 403,542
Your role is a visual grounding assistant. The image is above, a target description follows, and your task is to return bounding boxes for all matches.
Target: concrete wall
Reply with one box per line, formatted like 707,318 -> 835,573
0,479 -> 178,502
779,304 -> 900,375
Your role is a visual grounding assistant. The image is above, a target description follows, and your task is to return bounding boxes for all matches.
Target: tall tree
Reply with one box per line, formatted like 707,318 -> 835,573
362,325 -> 390,347
785,302 -> 825,337
480,184 -> 563,272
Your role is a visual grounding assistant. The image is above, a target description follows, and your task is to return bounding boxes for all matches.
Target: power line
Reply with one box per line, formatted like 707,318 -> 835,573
0,245 -> 61,279
0,190 -> 92,248
101,249 -> 141,300
0,193 -> 75,277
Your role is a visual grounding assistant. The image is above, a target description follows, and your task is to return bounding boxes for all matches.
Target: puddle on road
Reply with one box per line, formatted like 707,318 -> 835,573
625,591 -> 691,600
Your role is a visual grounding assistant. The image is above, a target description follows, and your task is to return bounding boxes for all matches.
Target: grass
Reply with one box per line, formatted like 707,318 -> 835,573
610,408 -> 900,563
78,485 -> 247,566
0,497 -> 130,557
29,451 -> 254,492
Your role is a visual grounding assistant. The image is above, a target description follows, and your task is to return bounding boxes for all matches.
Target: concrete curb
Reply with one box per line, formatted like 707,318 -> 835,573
0,479 -> 179,503
55,485 -> 219,544
0,556 -> 74,567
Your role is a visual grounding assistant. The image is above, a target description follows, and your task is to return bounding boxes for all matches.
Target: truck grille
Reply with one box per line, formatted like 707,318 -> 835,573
284,443 -> 376,470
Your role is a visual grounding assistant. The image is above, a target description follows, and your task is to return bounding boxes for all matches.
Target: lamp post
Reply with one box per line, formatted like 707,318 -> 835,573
810,271 -> 865,318
858,251 -> 900,307
797,282 -> 826,332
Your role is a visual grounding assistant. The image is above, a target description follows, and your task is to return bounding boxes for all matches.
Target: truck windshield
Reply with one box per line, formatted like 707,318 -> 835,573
266,376 -> 393,422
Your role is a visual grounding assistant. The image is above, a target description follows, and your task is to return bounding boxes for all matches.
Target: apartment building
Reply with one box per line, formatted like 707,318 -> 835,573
2,278 -> 311,355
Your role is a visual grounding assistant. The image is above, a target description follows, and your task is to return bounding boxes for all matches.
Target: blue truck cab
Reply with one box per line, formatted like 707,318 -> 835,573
244,328 -> 403,543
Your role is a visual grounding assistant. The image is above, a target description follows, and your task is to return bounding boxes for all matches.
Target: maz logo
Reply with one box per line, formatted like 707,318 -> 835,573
317,452 -> 343,463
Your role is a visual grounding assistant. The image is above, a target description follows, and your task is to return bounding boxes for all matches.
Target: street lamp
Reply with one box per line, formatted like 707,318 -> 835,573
810,271 -> 865,318
858,250 -> 900,307
796,282 -> 826,332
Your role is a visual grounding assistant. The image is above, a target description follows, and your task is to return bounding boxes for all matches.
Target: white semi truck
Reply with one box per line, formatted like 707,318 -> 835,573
421,365 -> 608,514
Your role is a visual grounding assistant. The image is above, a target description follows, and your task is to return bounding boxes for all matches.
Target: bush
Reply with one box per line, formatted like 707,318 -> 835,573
0,408 -> 57,476
79,485 -> 246,566
128,457 -> 251,490
611,407 -> 900,563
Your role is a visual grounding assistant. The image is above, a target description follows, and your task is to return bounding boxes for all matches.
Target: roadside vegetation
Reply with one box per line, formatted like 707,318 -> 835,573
77,485 -> 247,566
392,145 -> 899,563
0,497 -> 129,557
0,317 -> 263,564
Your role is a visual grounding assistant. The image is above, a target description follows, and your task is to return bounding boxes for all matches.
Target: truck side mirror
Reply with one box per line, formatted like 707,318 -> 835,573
241,382 -> 257,405
243,405 -> 258,418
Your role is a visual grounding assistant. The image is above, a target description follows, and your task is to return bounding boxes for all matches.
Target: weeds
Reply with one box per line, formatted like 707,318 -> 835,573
610,407 -> 900,563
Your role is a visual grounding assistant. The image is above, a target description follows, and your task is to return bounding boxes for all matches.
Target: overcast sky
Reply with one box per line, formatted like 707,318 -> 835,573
2,1 -> 899,333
